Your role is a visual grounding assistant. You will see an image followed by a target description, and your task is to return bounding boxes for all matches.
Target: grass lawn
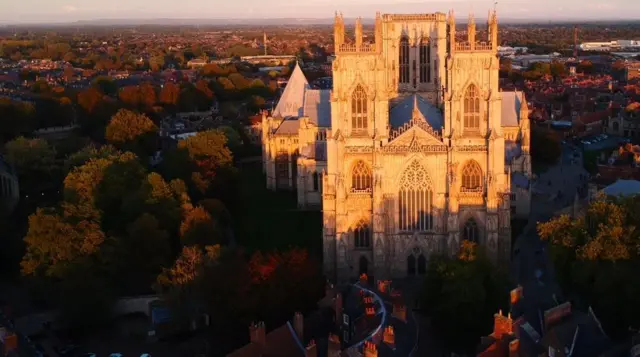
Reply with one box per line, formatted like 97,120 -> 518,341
232,162 -> 322,256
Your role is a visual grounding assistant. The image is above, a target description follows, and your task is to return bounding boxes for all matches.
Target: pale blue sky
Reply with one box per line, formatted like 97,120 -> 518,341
1,0 -> 639,23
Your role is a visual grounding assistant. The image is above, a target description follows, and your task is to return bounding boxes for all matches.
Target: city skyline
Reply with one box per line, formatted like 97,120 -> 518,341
2,0 -> 640,24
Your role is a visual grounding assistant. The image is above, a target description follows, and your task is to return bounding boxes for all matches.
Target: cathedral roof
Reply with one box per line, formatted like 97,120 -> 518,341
303,89 -> 332,127
274,117 -> 300,135
272,62 -> 309,118
501,91 -> 524,127
389,94 -> 443,131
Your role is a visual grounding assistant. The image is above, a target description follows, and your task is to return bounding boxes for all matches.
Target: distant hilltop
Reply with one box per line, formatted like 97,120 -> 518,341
2,17 -> 640,27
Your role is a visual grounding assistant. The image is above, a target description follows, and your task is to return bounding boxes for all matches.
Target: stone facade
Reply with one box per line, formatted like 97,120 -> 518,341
262,10 -> 532,284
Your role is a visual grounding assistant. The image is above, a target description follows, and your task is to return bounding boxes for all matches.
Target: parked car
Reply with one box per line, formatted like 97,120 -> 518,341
109,354 -> 123,357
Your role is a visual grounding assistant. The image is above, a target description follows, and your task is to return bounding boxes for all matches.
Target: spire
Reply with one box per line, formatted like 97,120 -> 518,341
263,31 -> 268,56
375,11 -> 382,53
355,17 -> 363,49
448,10 -> 456,52
334,11 -> 344,49
490,9 -> 498,50
467,12 -> 476,48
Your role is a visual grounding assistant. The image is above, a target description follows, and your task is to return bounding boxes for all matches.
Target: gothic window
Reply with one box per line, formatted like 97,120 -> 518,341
275,153 -> 289,189
463,219 -> 479,243
464,84 -> 481,130
354,220 -> 371,249
399,36 -> 410,84
312,172 -> 319,191
461,160 -> 483,191
351,85 -> 368,131
613,121 -> 619,132
399,161 -> 434,232
351,160 -> 372,192
419,39 -> 431,83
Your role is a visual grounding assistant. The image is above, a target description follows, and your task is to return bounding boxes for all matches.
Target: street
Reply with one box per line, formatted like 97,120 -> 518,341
512,142 -> 589,288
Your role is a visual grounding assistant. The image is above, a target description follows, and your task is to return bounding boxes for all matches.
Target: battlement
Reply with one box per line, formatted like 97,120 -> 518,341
455,41 -> 495,52
382,13 -> 446,22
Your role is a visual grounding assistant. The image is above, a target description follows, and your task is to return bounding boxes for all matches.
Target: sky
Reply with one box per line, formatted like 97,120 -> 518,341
1,0 -> 639,24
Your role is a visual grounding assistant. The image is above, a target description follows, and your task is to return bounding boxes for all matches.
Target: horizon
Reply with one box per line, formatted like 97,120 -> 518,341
2,0 -> 640,25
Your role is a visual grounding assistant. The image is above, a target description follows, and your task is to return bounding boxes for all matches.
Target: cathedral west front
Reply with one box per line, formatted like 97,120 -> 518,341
261,10 -> 532,284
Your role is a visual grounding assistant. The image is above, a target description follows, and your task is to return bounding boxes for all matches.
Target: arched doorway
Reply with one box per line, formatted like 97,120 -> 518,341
407,255 -> 416,276
417,254 -> 427,275
359,256 -> 369,276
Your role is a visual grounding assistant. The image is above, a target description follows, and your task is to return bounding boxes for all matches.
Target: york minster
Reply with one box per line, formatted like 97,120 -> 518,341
261,10 -> 532,284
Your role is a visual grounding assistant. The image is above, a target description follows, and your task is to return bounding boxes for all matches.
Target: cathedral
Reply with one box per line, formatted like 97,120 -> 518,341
261,10 -> 532,284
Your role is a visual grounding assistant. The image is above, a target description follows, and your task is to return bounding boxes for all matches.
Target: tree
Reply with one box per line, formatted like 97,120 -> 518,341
105,109 -> 158,155
4,137 -> 57,193
21,207 -> 105,278
180,206 -> 223,247
64,144 -> 121,173
92,76 -> 118,96
420,242 -> 509,353
538,196 -> 640,339
179,129 -> 233,178
159,81 -> 180,109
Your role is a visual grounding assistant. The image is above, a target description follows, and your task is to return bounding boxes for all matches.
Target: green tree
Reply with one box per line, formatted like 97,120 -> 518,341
180,206 -> 223,247
531,128 -> 561,167
420,242 -> 509,353
4,137 -> 57,194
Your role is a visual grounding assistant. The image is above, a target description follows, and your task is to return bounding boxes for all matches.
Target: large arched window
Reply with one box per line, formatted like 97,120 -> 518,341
461,160 -> 483,191
351,85 -> 368,130
464,84 -> 481,130
463,219 -> 479,243
399,36 -> 410,84
351,160 -> 372,192
354,220 -> 371,249
419,38 -> 431,83
399,161 -> 434,232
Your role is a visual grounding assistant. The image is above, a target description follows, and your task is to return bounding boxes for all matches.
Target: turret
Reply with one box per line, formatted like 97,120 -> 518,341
334,11 -> 345,49
490,10 -> 498,50
467,13 -> 476,49
355,17 -> 363,49
448,10 -> 456,53
375,12 -> 382,53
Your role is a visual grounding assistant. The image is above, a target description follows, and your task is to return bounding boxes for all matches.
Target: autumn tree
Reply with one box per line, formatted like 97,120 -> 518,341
119,83 -> 157,109
538,195 -> 640,338
0,98 -> 36,142
420,242 -> 509,353
159,81 -> 180,110
531,127 -> 561,167
180,206 -> 223,247
105,109 -> 158,155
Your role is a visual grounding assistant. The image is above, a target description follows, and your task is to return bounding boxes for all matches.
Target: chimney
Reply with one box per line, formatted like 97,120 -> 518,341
493,310 -> 514,339
328,333 -> 341,356
510,285 -> 524,306
509,339 -> 520,357
383,326 -> 395,348
363,341 -> 378,357
249,321 -> 266,349
305,339 -> 317,357
335,293 -> 343,326
293,312 -> 304,340
543,302 -> 572,331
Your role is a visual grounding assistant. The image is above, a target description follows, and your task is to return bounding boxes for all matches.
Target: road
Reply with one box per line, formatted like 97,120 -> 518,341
512,142 -> 588,288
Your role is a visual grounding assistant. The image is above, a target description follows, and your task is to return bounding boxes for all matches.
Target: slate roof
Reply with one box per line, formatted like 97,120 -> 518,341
502,91 -> 524,127
602,179 -> 640,196
505,141 -> 522,162
303,89 -> 332,127
389,94 -> 444,130
272,63 -> 309,118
